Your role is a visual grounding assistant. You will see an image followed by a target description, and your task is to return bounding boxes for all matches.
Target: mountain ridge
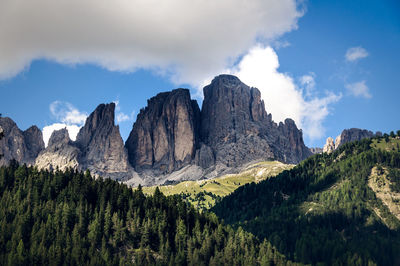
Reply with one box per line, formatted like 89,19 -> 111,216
0,74 -> 375,186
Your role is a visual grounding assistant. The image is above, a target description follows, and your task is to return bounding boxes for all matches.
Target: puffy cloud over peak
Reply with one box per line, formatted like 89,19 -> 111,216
226,45 -> 341,140
43,101 -> 87,147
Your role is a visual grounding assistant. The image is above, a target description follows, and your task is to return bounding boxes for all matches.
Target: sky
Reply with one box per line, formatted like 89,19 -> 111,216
0,0 -> 399,148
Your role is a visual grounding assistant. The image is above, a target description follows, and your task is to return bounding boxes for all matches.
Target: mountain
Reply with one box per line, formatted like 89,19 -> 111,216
212,135 -> 400,265
0,163 -> 295,265
3,74 -> 312,185
0,117 -> 44,166
35,103 -> 142,183
125,89 -> 200,174
200,75 -> 311,166
35,128 -> 80,172
323,128 -> 375,153
75,103 -> 133,179
125,75 -> 311,185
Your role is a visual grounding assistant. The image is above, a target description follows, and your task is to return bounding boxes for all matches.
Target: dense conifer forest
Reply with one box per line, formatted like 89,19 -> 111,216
0,161 -> 294,265
213,136 -> 400,265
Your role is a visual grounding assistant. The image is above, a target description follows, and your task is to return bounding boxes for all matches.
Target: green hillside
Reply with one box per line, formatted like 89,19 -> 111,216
0,161 -> 296,265
213,135 -> 400,265
143,161 -> 293,210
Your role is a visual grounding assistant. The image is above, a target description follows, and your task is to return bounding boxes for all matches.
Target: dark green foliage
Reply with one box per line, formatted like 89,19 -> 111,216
0,164 -> 294,265
213,137 -> 400,265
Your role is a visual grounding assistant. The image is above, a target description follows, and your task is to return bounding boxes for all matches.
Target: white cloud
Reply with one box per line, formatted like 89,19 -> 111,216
0,0 -> 303,85
225,45 -> 341,140
299,72 -> 316,99
43,101 -> 87,146
345,46 -> 369,62
42,123 -> 81,147
345,80 -> 372,99
50,101 -> 87,125
113,100 -> 135,123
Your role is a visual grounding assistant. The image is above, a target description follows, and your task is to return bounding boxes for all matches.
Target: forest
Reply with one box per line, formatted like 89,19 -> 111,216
213,136 -> 400,265
0,161 -> 294,265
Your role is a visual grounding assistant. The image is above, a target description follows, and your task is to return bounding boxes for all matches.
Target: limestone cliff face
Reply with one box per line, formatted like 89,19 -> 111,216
200,75 -> 311,166
276,118 -> 312,163
35,128 -> 80,171
125,89 -> 200,173
34,104 -> 139,182
323,137 -> 336,153
335,128 -> 374,149
0,117 -> 44,166
323,128 -> 375,153
76,103 -> 130,174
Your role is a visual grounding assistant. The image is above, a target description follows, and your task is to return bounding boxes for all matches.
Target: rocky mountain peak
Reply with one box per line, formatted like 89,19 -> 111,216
76,102 -> 130,175
125,88 -> 200,174
200,75 -> 310,166
48,128 -> 70,147
35,128 -> 80,172
323,128 -> 375,153
76,103 -> 115,148
0,117 -> 44,166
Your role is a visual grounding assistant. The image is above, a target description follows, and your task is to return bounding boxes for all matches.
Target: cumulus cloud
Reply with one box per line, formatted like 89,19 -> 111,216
0,0 -> 302,85
345,46 -> 369,62
345,81 -> 372,99
50,101 -> 87,125
43,101 -> 87,146
226,45 -> 341,140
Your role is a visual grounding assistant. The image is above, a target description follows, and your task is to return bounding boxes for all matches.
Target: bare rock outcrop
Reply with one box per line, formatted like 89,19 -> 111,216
35,128 -> 80,171
35,103 -> 139,182
76,103 -> 131,177
0,117 -> 44,166
324,128 -> 375,153
323,137 -> 336,153
200,75 -> 311,166
335,128 -> 374,148
125,89 -> 200,174
310,147 -> 323,154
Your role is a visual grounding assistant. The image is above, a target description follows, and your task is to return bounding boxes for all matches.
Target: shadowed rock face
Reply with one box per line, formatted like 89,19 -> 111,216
125,89 -> 200,174
0,117 -> 44,166
200,75 -> 311,166
35,103 -> 136,181
76,103 -> 130,174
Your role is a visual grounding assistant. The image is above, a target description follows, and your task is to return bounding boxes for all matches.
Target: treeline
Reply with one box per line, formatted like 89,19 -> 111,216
213,137 -> 400,265
0,161 -> 295,265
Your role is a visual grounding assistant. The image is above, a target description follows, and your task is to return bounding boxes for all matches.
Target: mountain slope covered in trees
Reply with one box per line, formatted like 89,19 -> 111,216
213,135 -> 400,265
0,161 -> 295,265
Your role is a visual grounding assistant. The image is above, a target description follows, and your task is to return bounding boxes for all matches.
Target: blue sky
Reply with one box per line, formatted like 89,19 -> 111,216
0,0 -> 399,148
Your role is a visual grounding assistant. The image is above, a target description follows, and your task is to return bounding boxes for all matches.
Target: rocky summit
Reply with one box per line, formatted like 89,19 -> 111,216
323,128 -> 376,153
125,89 -> 200,174
125,75 -> 311,184
0,117 -> 44,166
2,74 -> 314,186
35,128 -> 80,172
200,75 -> 311,166
35,103 -> 140,183
76,103 -> 131,176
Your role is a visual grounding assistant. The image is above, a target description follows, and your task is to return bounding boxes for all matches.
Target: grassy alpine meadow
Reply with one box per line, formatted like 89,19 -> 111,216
142,161 -> 293,210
